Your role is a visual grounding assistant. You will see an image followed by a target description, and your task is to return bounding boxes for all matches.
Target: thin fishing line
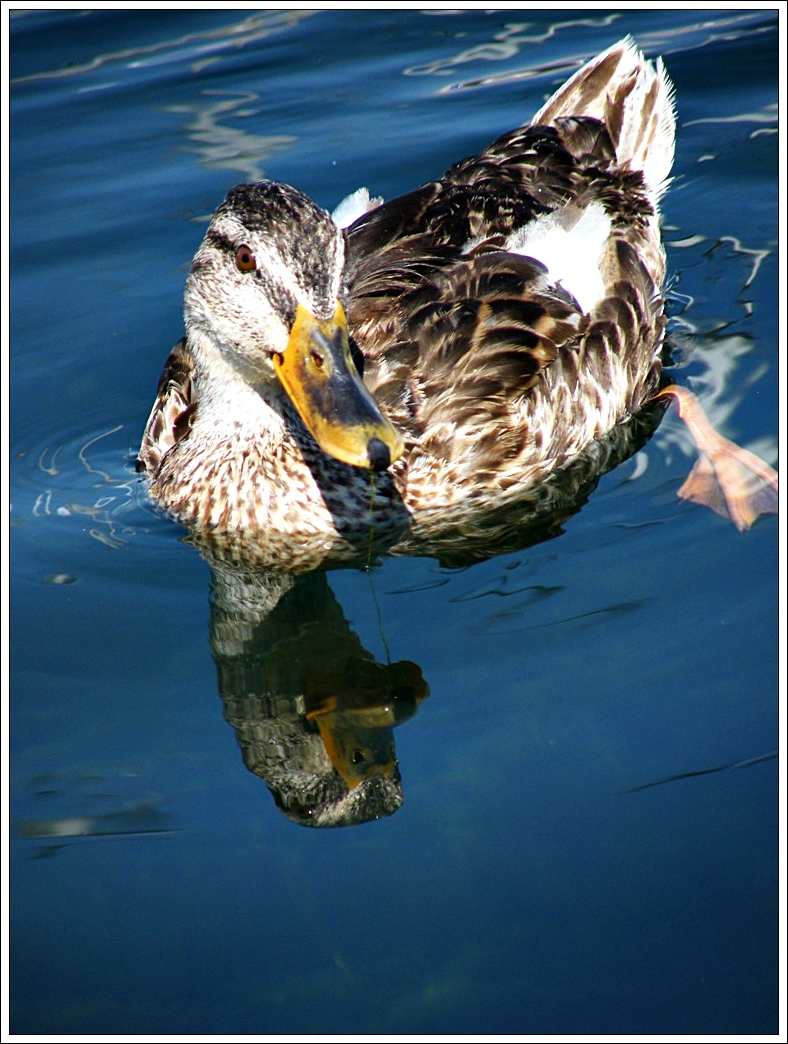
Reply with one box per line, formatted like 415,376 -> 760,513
365,471 -> 391,664
365,470 -> 376,572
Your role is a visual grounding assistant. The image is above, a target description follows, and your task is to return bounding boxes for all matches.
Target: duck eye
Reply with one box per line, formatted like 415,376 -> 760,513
235,245 -> 257,272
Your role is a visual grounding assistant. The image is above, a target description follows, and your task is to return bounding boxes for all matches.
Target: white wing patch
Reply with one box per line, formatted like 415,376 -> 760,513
507,202 -> 611,314
332,188 -> 384,229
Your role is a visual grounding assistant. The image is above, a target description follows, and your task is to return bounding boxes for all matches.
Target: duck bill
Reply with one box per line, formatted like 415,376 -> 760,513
273,302 -> 404,471
306,698 -> 398,790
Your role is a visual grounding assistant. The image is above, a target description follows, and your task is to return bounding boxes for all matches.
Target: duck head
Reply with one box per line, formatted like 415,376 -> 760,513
184,181 -> 403,472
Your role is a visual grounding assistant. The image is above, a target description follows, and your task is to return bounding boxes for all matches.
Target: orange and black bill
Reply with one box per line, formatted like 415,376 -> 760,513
274,302 -> 404,471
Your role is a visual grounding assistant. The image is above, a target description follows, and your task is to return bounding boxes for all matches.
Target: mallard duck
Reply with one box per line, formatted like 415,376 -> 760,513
138,38 -> 775,546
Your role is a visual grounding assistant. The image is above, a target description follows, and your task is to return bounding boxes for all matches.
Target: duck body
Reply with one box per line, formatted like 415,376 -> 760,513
139,39 -> 676,550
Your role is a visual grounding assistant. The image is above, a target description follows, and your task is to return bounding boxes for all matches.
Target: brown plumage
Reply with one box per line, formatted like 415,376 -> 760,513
138,38 -> 677,557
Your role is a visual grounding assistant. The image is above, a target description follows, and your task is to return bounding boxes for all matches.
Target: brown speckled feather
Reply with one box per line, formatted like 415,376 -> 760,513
138,38 -> 676,553
343,114 -> 665,505
137,338 -> 196,476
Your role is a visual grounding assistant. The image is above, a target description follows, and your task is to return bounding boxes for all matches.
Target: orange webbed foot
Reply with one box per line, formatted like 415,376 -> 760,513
654,385 -> 779,531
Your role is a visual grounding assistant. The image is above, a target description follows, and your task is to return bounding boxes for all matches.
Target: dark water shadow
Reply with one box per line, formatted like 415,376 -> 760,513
190,398 -> 673,827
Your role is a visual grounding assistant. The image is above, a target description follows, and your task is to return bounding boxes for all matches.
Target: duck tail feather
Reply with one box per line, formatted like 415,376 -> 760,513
531,37 -> 676,206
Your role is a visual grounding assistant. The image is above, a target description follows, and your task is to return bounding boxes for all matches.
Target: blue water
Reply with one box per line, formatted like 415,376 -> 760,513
8,8 -> 780,1034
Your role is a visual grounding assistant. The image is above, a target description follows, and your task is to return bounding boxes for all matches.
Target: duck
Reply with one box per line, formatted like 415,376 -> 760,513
138,37 -> 776,552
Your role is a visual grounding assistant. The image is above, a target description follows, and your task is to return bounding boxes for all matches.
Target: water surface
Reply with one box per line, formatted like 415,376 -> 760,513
9,8 -> 780,1034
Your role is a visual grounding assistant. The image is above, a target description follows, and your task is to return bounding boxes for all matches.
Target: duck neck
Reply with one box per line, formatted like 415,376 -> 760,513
187,329 -> 293,445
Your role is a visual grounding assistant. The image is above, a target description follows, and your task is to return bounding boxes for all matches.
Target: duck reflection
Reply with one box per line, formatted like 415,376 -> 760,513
210,564 -> 427,827
193,398 -> 667,828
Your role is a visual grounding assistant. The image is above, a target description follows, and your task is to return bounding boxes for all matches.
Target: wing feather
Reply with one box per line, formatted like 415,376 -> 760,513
137,338 -> 197,476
